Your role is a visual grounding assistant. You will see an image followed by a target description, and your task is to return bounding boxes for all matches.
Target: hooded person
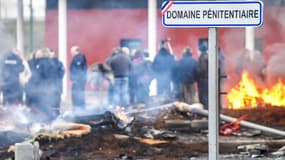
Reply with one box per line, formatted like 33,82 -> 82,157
177,47 -> 199,104
152,40 -> 175,97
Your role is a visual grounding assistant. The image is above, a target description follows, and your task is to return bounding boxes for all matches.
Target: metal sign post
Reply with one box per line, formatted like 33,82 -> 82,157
208,27 -> 219,159
161,1 -> 263,159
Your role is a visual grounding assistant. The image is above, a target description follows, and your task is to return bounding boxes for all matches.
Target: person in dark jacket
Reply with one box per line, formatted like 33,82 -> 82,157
197,47 -> 227,109
106,48 -> 120,106
35,48 -> 57,121
218,47 -> 226,78
197,49 -> 209,109
177,48 -> 199,104
109,48 -> 132,107
171,60 -> 180,100
70,46 -> 87,109
1,49 -> 24,105
26,50 -> 42,108
131,50 -> 153,103
152,40 -> 175,96
26,48 -> 62,122
48,49 -> 65,117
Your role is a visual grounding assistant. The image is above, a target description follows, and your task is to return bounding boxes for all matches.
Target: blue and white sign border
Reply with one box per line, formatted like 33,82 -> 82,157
162,1 -> 264,27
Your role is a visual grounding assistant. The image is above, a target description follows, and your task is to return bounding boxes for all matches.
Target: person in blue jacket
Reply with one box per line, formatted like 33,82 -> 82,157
70,46 -> 87,110
48,48 -> 65,117
1,49 -> 24,105
152,40 -> 175,97
177,47 -> 199,104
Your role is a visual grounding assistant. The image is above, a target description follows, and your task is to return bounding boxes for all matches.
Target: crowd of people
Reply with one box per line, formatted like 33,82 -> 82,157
0,48 -> 65,121
0,41 -> 225,122
0,46 -> 87,122
99,39 -> 226,109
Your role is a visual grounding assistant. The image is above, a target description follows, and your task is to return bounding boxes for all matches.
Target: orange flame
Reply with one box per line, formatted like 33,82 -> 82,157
115,107 -> 129,123
227,71 -> 285,109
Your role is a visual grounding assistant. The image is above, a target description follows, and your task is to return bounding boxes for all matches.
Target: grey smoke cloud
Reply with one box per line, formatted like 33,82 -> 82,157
264,51 -> 285,85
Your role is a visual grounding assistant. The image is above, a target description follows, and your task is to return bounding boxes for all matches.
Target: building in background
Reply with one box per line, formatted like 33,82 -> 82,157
1,0 -> 285,91
44,0 -> 285,99
45,0 -> 285,67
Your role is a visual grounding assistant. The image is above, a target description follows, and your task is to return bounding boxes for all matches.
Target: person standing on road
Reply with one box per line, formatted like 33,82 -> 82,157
70,46 -> 87,110
177,47 -> 199,104
152,40 -> 175,97
48,48 -> 65,117
1,49 -> 24,105
109,48 -> 132,107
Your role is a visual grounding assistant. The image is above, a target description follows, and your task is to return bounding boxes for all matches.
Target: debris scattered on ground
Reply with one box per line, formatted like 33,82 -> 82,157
1,102 -> 285,159
238,144 -> 269,158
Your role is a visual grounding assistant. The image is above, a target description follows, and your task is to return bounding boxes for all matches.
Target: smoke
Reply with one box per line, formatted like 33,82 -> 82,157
264,43 -> 285,55
220,6 -> 285,94
236,7 -> 285,86
264,51 -> 285,85
0,105 -> 38,147
260,8 -> 285,64
0,19 -> 40,138
0,21 -> 30,147
266,8 -> 285,35
0,105 -> 32,128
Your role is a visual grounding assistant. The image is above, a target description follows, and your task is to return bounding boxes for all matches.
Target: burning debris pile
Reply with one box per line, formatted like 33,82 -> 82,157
227,71 -> 285,109
1,102 -> 285,159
